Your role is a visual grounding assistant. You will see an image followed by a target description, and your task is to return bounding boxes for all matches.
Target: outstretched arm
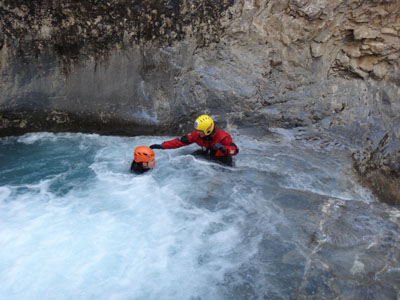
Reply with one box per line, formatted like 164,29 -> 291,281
150,133 -> 196,150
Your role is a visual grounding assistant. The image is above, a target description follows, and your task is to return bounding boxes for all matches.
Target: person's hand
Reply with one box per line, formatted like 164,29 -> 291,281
150,144 -> 163,149
213,143 -> 225,153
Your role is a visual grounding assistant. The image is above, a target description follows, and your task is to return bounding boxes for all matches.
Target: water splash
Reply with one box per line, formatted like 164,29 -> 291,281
0,131 -> 399,300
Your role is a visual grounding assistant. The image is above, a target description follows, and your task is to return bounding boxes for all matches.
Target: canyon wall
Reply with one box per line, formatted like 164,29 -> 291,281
0,0 -> 399,204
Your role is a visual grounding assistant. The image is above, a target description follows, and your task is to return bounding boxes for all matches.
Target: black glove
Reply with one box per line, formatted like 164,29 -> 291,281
213,143 -> 225,153
150,144 -> 163,149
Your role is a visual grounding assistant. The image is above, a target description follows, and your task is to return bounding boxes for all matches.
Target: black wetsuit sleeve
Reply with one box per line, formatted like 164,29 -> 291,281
130,161 -> 150,174
179,135 -> 190,144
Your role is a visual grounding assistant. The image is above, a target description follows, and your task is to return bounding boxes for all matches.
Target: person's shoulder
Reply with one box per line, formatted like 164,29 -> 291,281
188,131 -> 199,138
215,128 -> 231,137
130,161 -> 149,174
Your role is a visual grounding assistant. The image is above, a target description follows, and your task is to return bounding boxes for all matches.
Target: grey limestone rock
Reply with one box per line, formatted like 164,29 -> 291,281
0,0 -> 399,204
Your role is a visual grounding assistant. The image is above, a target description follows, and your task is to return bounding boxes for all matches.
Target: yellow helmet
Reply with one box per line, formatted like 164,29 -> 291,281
194,115 -> 214,136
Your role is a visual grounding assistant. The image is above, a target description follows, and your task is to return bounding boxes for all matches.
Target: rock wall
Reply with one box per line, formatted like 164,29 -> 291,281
0,0 -> 399,204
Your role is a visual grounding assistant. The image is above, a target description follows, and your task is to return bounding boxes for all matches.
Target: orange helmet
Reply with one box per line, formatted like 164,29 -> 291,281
134,146 -> 155,163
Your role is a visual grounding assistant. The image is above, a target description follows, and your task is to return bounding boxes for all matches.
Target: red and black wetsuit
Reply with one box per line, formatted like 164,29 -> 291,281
162,128 -> 239,157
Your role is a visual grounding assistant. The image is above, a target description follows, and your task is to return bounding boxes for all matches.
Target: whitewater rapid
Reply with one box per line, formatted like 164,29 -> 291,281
0,130 -> 399,300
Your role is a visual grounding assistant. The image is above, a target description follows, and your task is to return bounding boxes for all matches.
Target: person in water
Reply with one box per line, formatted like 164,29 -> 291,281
130,146 -> 156,174
150,115 -> 239,166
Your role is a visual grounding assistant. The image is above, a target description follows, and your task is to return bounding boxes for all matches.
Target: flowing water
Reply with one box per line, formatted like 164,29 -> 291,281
0,130 -> 399,300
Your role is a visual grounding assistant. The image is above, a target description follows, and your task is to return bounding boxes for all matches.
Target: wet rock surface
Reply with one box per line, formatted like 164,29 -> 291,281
0,0 -> 399,204
253,193 -> 400,299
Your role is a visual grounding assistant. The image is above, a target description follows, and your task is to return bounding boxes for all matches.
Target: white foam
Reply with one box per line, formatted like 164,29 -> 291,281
16,132 -> 58,144
0,187 -> 12,202
0,131 -> 384,300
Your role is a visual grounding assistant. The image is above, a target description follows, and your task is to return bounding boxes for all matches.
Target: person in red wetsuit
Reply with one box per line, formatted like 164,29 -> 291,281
150,115 -> 239,166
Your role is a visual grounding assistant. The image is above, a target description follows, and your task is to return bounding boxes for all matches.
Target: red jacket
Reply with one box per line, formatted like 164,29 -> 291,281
162,129 -> 238,157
